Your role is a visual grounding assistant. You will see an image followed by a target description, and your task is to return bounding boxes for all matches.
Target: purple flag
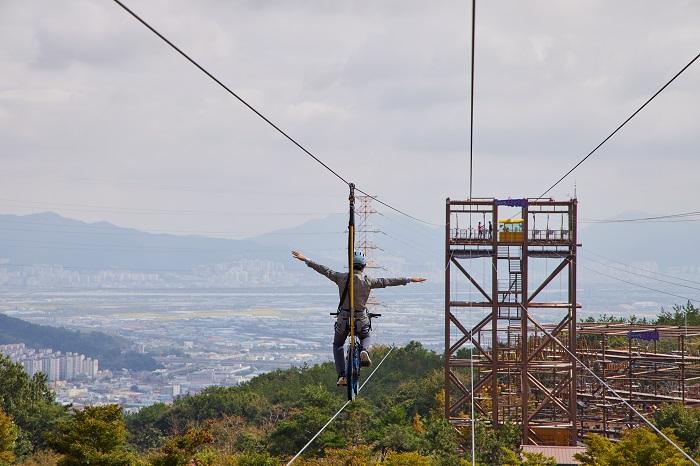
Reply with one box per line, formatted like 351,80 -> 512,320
496,199 -> 528,208
628,330 -> 660,341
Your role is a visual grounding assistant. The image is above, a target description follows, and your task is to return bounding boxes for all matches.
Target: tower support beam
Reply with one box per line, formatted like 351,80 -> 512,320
445,197 -> 579,446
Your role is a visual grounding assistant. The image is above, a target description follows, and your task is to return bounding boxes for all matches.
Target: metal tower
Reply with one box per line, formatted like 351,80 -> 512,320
444,197 -> 579,446
356,195 -> 382,270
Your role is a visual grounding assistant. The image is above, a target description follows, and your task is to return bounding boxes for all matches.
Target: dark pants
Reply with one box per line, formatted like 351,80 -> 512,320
333,316 -> 371,376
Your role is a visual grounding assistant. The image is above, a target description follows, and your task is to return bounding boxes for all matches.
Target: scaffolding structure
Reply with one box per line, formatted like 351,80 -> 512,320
575,323 -> 700,437
445,197 -> 700,445
445,197 -> 579,446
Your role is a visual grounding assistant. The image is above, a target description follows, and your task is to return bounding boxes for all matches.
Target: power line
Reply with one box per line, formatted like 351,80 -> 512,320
354,189 -> 441,227
379,231 -> 436,261
0,239 -> 344,255
581,210 -> 700,224
0,223 -> 344,239
582,253 -> 700,293
0,197 -> 340,217
559,253 -> 700,303
585,249 -> 700,287
583,218 -> 700,224
539,51 -> 700,199
585,264 -> 699,304
0,257 -> 339,274
1,262 -> 209,273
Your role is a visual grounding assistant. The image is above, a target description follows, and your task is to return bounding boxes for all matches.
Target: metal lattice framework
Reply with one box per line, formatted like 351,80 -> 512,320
575,323 -> 700,437
445,198 -> 579,446
356,195 -> 382,270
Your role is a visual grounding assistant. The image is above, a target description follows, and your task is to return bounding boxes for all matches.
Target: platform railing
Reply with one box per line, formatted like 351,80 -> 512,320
450,227 -> 571,242
528,229 -> 570,241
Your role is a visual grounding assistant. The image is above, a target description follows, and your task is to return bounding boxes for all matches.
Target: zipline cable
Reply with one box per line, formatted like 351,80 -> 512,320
524,251 -> 700,461
111,0 -> 438,228
358,344 -> 395,391
468,0 -> 476,201
286,346 -> 396,465
467,2 -> 477,462
539,51 -> 700,199
285,399 -> 351,466
111,0 -> 349,187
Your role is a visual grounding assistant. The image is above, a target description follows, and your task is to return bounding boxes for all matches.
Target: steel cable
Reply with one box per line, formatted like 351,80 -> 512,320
582,210 -> 700,223
468,0 -> 476,201
509,251 -> 700,460
537,322 -> 699,466
539,51 -> 700,198
112,0 -> 350,187
285,346 -> 396,465
111,0 -> 438,228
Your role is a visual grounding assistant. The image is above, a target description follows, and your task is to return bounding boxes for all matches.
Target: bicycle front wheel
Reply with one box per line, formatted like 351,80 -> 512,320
346,341 -> 360,401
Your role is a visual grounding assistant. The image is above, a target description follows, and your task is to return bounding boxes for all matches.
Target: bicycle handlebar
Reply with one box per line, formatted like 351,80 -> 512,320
329,312 -> 382,318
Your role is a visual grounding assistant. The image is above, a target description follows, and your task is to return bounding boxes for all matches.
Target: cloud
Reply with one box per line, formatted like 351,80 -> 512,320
0,0 -> 698,237
0,88 -> 74,103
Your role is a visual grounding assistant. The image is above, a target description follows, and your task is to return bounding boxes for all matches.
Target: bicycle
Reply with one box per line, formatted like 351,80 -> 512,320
330,311 -> 381,401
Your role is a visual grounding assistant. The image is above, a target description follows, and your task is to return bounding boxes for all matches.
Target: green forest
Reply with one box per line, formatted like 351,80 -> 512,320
2,304 -> 700,465
0,314 -> 159,371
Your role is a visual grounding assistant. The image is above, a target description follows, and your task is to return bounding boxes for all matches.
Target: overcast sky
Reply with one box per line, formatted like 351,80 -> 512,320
0,0 -> 698,238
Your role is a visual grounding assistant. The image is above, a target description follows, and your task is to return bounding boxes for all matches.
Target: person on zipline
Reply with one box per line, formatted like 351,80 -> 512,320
292,250 -> 426,386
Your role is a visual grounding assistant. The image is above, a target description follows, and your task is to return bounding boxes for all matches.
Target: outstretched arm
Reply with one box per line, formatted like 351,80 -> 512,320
292,250 -> 342,284
370,276 -> 427,289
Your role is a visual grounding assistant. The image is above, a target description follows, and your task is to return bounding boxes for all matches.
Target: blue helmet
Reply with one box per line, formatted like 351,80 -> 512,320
353,251 -> 366,268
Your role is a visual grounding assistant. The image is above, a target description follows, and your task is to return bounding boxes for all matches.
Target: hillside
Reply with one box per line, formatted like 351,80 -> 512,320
1,342 -> 532,465
2,210 -> 699,290
0,212 -> 286,270
124,342 -> 480,463
0,313 -> 159,371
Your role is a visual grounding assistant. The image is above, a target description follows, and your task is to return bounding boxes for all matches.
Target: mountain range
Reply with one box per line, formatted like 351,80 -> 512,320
0,210 -> 697,285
